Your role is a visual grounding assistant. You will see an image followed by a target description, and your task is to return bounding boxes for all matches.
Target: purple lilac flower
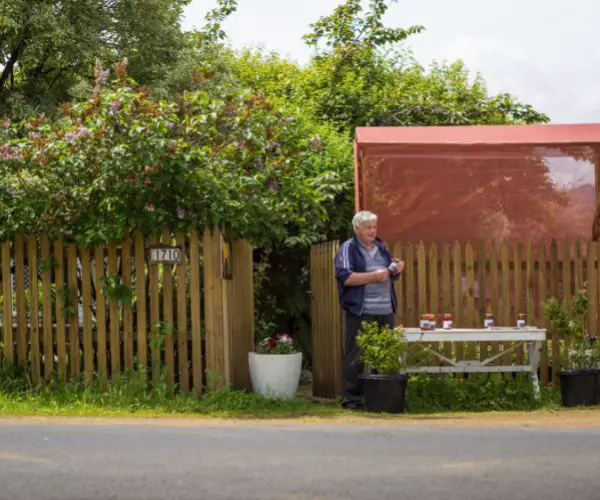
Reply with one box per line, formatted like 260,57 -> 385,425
111,100 -> 121,113
309,137 -> 322,150
65,132 -> 77,142
267,182 -> 281,193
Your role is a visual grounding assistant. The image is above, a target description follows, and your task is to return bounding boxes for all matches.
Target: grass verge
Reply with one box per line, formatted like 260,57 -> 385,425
0,363 -> 565,419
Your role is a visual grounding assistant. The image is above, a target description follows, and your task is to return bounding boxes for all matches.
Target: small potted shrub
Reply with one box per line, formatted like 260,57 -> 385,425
543,283 -> 600,407
356,321 -> 409,414
248,333 -> 303,399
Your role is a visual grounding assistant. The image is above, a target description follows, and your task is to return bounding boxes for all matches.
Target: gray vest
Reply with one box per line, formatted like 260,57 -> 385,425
357,244 -> 392,315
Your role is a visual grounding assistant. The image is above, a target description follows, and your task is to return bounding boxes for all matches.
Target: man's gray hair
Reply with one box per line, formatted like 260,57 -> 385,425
352,211 -> 377,229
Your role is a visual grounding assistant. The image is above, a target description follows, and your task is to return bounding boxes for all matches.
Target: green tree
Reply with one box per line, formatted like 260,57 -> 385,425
0,0 -> 190,119
301,0 -> 547,131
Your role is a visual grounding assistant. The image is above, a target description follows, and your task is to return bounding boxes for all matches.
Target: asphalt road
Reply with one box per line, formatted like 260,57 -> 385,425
0,420 -> 599,500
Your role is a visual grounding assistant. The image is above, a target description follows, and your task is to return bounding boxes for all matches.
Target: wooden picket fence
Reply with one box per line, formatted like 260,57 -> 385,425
0,228 -> 254,393
311,239 -> 599,398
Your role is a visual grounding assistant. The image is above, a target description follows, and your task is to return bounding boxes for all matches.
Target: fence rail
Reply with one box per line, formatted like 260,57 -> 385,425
0,229 -> 254,393
311,239 -> 599,398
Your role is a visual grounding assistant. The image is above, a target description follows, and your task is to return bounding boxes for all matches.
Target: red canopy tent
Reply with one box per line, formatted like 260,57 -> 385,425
354,124 -> 600,245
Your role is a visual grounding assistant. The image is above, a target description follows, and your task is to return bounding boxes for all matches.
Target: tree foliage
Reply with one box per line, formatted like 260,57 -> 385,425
0,60 -> 349,246
0,0 -> 190,118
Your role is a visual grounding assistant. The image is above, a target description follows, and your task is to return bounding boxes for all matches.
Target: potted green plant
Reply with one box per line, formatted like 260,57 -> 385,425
356,321 -> 409,414
543,282 -> 600,407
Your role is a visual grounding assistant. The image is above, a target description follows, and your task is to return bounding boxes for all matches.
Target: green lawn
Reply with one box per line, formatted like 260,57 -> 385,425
0,363 -> 562,419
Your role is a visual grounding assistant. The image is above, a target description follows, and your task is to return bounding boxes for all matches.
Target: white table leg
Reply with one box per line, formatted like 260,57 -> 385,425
528,341 -> 542,400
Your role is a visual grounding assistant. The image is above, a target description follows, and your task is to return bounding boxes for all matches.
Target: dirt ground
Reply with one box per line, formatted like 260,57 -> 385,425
1,409 -> 599,429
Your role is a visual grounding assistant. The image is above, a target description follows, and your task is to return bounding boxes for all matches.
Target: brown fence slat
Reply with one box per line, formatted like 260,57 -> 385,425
108,241 -> 120,379
161,230 -> 175,387
54,240 -> 67,379
513,242 -> 523,368
28,236 -> 40,384
441,244 -> 452,361
405,243 -> 415,327
67,244 -> 80,377
176,232 -> 189,393
417,243 -> 427,318
330,241 -> 342,396
189,231 -> 202,395
574,239 -> 583,290
393,242 -> 404,326
477,240 -> 487,360
428,243 -> 439,362
81,247 -> 94,384
525,241 -> 534,366
14,234 -> 26,366
148,234 -> 160,383
538,241 -> 548,385
501,242 -> 511,365
230,239 -> 254,391
465,242 -> 475,359
452,242 -> 463,364
562,240 -> 572,304
2,241 -> 13,363
327,241 -> 336,397
588,241 -> 598,337
41,236 -> 53,378
489,241 -> 500,361
95,245 -> 108,383
135,232 -> 147,370
203,228 -> 225,389
550,240 -> 559,385
122,233 -> 133,372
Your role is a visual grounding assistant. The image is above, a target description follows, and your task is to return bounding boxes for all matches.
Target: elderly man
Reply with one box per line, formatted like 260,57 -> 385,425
334,211 -> 404,409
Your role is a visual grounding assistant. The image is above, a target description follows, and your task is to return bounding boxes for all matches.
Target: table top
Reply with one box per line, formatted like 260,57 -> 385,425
401,327 -> 547,342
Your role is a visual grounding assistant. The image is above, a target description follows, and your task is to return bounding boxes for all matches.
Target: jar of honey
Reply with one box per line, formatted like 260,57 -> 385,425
443,313 -> 453,330
484,313 -> 494,329
517,313 -> 526,329
420,314 -> 429,331
426,313 -> 436,330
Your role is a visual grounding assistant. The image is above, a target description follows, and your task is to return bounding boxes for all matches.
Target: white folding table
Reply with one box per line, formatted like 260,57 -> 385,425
399,327 -> 547,398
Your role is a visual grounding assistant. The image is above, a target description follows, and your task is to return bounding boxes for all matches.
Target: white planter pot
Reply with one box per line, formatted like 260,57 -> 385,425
248,352 -> 303,399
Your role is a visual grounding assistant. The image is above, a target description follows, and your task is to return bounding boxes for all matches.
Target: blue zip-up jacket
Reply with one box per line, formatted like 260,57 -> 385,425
334,235 -> 399,316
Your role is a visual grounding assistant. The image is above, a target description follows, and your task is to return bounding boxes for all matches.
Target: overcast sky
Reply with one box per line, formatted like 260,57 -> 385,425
182,0 -> 600,124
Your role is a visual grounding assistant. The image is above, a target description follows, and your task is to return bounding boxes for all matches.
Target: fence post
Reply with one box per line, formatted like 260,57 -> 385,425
310,241 -> 341,399
229,239 -> 254,391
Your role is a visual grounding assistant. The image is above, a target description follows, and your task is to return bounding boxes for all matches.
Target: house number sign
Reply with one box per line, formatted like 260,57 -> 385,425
148,245 -> 183,264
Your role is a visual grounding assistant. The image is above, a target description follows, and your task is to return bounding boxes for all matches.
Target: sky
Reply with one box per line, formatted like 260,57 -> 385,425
181,0 -> 600,124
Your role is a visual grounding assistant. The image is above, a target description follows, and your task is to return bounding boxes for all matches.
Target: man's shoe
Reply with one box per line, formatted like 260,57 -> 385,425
341,400 -> 365,411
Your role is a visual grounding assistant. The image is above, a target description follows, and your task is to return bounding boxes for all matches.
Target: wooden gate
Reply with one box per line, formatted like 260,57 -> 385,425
0,227 -> 254,393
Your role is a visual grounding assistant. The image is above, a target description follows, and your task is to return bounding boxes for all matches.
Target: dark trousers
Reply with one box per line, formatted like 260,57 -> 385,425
341,311 -> 395,407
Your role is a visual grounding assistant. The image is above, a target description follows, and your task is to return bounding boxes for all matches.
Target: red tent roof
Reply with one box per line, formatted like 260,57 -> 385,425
355,123 -> 600,147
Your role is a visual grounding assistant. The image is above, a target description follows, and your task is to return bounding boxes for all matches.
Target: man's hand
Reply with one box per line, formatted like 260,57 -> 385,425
372,269 -> 390,282
391,259 -> 405,275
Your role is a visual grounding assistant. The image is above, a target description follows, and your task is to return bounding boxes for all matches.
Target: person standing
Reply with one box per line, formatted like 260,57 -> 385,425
334,211 -> 404,409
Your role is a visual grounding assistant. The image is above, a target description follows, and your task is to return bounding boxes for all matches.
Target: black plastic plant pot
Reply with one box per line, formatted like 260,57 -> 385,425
360,373 -> 408,414
558,369 -> 600,408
